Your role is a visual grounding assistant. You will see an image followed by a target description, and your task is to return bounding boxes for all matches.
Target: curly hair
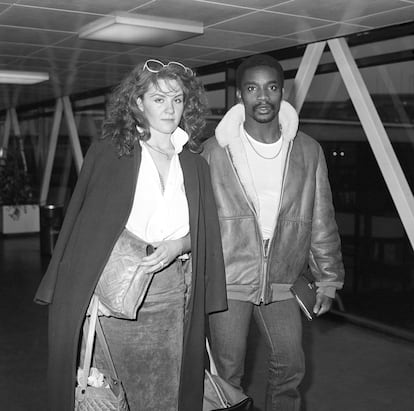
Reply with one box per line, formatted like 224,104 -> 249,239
102,61 -> 209,156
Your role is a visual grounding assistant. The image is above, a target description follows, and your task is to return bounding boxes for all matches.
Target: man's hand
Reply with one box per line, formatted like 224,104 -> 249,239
313,293 -> 333,316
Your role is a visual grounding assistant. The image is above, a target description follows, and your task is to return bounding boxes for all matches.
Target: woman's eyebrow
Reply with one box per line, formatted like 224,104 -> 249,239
148,91 -> 184,98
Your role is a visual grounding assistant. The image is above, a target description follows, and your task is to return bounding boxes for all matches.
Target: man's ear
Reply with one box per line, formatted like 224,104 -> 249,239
236,90 -> 242,104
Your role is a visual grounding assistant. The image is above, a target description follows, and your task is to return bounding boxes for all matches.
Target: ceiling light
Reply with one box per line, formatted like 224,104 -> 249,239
0,70 -> 49,85
78,12 -> 203,46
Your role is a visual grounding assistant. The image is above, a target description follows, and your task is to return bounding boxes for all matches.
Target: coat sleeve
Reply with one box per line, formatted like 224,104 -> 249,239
200,158 -> 228,314
309,145 -> 345,290
34,141 -> 101,304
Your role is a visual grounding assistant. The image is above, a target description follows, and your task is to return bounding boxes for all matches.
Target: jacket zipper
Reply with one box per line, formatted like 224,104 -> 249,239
263,139 -> 294,275
260,240 -> 268,303
225,147 -> 267,305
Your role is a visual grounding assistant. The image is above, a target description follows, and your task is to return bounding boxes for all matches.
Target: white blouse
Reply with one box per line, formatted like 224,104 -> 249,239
125,127 -> 190,243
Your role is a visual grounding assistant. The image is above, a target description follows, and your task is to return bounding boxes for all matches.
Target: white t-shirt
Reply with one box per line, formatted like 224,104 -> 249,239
241,129 -> 284,240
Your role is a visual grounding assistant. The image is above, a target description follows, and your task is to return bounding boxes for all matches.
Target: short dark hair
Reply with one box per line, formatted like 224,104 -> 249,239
236,54 -> 284,89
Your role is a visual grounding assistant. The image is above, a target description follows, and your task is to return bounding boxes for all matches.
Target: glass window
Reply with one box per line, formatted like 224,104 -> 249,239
297,35 -> 414,333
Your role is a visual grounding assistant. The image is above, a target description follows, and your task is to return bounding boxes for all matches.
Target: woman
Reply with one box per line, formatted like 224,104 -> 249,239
35,59 -> 227,411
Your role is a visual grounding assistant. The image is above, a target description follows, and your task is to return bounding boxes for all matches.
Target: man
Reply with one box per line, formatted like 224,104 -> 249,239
202,54 -> 345,410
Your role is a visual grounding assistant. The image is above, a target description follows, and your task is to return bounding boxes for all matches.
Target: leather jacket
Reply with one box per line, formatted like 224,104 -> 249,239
202,102 -> 345,304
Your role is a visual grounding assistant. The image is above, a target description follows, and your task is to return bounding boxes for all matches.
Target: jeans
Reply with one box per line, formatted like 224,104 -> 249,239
209,298 -> 305,411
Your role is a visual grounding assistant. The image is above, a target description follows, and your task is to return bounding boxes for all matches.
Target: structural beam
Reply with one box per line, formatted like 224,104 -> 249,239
9,108 -> 21,137
1,110 -> 11,150
62,96 -> 84,174
286,41 -> 326,113
10,108 -> 28,173
39,97 -> 84,204
328,37 -> 414,248
39,99 -> 63,205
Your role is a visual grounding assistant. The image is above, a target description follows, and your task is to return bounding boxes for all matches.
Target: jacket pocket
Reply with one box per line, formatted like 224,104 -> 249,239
269,218 -> 312,283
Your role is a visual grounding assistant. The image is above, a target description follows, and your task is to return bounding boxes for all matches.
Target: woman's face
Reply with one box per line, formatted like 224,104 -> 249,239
138,78 -> 184,137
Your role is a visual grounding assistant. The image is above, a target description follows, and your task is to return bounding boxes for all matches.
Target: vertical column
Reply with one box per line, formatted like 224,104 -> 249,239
62,96 -> 83,174
10,108 -> 28,173
39,99 -> 63,205
1,110 -> 11,151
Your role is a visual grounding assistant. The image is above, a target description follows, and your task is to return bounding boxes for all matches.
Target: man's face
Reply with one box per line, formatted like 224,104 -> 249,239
237,65 -> 283,124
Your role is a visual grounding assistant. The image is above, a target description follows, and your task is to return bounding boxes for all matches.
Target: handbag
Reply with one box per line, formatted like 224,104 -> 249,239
290,271 -> 317,321
95,228 -> 155,319
203,339 -> 253,411
75,295 -> 129,411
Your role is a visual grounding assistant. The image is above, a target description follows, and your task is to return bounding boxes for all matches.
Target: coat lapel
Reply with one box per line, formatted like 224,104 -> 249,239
133,142 -> 142,187
180,150 -> 199,243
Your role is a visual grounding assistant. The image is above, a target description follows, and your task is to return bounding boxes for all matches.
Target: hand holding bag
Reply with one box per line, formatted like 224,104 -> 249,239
75,295 -> 129,411
94,228 -> 155,319
203,339 -> 253,411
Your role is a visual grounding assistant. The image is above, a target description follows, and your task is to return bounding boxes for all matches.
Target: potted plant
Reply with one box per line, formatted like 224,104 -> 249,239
0,136 -> 39,234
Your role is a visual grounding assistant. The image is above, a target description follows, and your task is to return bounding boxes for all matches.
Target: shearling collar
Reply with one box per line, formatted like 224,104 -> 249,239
215,100 -> 298,148
214,100 -> 299,212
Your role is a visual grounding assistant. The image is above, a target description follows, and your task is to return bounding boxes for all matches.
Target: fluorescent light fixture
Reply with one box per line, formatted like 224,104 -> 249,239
78,12 -> 203,46
0,70 -> 49,85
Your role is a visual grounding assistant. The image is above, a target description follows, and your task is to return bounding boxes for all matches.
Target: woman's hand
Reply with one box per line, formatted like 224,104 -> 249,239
140,235 -> 189,273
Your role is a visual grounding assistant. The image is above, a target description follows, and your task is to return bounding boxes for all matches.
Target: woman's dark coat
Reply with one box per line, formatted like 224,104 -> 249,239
35,138 -> 227,411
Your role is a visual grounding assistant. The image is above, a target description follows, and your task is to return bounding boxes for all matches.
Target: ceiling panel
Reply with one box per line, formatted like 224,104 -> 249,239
0,5 -> 98,31
0,3 -> 10,12
133,0 -> 252,26
200,0 -> 289,8
56,35 -> 141,53
31,46 -> 121,63
348,5 -> 414,27
210,11 -> 331,37
235,37 -> 300,54
193,48 -> 256,63
0,41 -> 44,57
268,0 -> 412,21
15,0 -> 149,14
285,22 -> 371,43
182,28 -> 275,50
0,0 -> 412,112
11,56 -> 79,72
0,25 -> 70,45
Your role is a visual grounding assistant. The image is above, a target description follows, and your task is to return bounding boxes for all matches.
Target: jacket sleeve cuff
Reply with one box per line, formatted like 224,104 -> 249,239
316,285 -> 337,299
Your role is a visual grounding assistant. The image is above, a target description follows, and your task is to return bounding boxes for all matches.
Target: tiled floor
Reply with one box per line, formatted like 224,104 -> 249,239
1,234 -> 414,411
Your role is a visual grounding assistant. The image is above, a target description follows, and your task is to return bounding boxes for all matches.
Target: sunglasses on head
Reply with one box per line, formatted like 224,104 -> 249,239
142,59 -> 194,76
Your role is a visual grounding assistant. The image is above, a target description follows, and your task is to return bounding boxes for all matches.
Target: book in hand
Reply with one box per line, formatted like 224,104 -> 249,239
290,273 -> 317,321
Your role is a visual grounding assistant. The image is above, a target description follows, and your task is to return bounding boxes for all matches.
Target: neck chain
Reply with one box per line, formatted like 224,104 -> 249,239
144,142 -> 174,160
243,128 -> 283,160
